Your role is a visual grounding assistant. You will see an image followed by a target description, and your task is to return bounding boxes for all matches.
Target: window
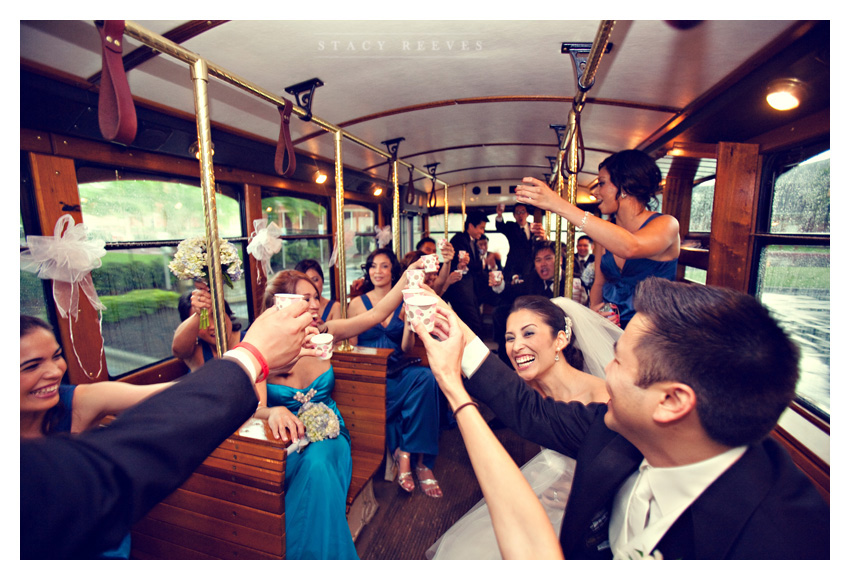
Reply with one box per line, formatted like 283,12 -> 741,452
77,171 -> 247,377
345,204 -> 377,294
689,178 -> 716,233
754,145 -> 830,420
263,194 -> 332,300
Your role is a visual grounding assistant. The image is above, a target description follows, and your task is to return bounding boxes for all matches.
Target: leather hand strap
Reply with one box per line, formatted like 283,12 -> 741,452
274,100 -> 296,177
96,20 -> 137,145
405,167 -> 416,205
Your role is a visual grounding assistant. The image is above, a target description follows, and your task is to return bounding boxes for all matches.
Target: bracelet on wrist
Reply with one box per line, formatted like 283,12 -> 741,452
234,341 -> 269,383
452,401 -> 480,418
577,211 -> 590,231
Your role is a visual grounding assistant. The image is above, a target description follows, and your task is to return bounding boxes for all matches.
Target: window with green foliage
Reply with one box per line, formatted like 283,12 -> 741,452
755,146 -> 829,420
75,173 -> 247,378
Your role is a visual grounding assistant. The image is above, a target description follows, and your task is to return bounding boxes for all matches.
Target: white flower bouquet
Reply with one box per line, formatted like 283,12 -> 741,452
294,388 -> 340,443
169,236 -> 243,328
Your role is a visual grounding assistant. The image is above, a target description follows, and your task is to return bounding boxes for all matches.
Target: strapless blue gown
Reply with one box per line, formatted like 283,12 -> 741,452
356,295 -> 440,469
267,367 -> 359,560
600,213 -> 678,326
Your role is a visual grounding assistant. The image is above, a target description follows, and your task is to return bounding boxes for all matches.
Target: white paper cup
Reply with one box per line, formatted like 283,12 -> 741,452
437,239 -> 449,262
406,269 -> 425,288
275,293 -> 304,309
310,333 -> 334,360
491,270 -> 503,285
406,295 -> 438,332
422,254 -> 438,273
402,288 -> 426,322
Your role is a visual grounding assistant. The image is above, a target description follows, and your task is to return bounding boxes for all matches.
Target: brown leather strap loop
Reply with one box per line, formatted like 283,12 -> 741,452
274,100 -> 296,177
96,20 -> 137,145
405,167 -> 415,205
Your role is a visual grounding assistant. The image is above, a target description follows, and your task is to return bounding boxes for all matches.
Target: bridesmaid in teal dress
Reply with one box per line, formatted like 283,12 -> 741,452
253,265 -> 421,559
348,248 -> 443,499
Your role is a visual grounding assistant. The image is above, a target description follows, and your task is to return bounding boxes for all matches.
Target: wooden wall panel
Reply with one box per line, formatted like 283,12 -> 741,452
706,142 -> 761,292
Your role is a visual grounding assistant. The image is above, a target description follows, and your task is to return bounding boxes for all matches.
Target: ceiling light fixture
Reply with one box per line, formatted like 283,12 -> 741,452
766,78 -> 807,111
313,170 -> 328,184
373,187 -> 383,197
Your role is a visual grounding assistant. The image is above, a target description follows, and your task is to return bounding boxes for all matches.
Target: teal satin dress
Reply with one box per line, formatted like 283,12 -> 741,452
266,367 -> 358,560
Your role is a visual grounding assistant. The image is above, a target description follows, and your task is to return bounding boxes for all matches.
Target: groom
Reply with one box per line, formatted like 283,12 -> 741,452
457,277 -> 828,559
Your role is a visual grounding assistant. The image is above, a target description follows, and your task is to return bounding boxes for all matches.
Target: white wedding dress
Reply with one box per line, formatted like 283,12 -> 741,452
426,298 -> 622,560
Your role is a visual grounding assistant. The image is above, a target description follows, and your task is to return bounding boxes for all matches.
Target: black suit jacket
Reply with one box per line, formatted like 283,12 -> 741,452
495,219 -> 534,282
465,353 -> 830,559
444,231 -> 485,334
574,253 -> 594,277
20,359 -> 259,559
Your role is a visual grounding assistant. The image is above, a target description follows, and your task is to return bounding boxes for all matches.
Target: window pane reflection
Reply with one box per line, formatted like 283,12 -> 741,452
769,150 -> 830,234
756,245 -> 829,418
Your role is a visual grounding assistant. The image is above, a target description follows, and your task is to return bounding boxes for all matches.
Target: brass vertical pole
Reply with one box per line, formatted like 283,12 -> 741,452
392,159 -> 401,259
334,130 -> 352,352
191,58 -> 226,357
461,184 -> 467,225
563,110 -> 579,300
443,184 -> 449,238
553,147 -> 566,299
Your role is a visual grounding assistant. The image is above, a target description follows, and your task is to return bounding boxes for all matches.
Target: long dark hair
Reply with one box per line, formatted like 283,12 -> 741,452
360,247 -> 402,294
294,258 -> 325,282
509,295 -> 584,371
20,315 -> 66,435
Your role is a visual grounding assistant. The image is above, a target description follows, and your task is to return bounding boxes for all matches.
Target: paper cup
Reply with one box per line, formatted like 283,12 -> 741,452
406,269 -> 425,288
275,293 -> 304,309
422,254 -> 438,273
403,288 -> 426,322
437,239 -> 449,262
491,270 -> 503,285
405,295 -> 438,332
310,333 -> 334,360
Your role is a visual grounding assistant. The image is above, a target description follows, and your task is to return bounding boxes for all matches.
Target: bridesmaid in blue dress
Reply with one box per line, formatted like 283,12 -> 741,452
348,248 -> 443,498
515,149 -> 680,328
20,315 -> 174,558
253,266 -> 421,558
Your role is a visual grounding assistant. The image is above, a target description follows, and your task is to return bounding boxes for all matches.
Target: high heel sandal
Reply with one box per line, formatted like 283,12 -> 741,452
416,465 -> 443,499
392,450 -> 414,493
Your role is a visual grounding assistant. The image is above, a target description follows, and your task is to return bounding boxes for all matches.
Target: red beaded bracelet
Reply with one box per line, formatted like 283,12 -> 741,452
234,342 -> 269,383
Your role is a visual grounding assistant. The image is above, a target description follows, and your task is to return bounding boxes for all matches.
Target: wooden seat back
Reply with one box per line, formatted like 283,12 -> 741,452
127,347 -> 392,558
330,345 -> 392,509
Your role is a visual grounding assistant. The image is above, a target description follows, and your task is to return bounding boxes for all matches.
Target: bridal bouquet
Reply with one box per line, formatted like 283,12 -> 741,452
294,388 -> 340,443
169,236 -> 243,328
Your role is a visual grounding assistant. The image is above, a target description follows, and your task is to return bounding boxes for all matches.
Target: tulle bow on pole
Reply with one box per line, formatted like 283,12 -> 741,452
374,225 -> 392,248
20,214 -> 107,377
246,219 -> 282,282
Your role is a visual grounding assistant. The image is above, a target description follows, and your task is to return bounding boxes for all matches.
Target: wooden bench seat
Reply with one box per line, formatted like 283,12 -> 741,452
129,346 -> 393,559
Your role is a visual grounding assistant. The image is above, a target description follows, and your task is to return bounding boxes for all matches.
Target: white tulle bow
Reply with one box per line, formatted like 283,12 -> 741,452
20,214 -> 107,377
374,225 -> 392,248
21,214 -> 106,319
246,219 -> 282,280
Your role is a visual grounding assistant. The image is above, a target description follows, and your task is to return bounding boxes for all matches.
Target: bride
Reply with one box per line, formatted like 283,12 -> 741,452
426,294 -> 621,559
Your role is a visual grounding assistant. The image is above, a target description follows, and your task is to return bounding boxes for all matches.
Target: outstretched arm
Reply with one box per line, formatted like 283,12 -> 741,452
516,177 -> 679,259
413,310 -> 563,560
326,258 -> 425,341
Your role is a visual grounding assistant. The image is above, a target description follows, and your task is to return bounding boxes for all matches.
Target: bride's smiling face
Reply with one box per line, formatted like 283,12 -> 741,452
505,309 -> 562,380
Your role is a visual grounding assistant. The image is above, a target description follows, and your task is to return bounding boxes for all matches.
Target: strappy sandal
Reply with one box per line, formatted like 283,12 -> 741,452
416,465 -> 443,499
393,450 -> 414,493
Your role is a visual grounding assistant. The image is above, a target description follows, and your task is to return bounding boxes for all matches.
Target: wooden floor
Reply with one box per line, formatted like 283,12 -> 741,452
354,412 -> 539,560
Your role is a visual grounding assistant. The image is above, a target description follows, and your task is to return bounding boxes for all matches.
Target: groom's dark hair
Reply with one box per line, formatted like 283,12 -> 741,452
632,278 -> 799,447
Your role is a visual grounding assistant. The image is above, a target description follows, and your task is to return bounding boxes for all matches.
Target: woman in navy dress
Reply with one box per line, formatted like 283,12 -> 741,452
515,149 -> 680,328
253,265 -> 422,558
348,248 -> 443,498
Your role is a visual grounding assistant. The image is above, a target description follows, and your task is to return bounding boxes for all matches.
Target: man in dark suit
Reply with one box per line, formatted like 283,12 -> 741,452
444,210 -> 488,336
491,241 -> 566,364
494,202 -> 536,284
456,277 -> 828,559
21,302 -> 315,559
574,235 -> 594,279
